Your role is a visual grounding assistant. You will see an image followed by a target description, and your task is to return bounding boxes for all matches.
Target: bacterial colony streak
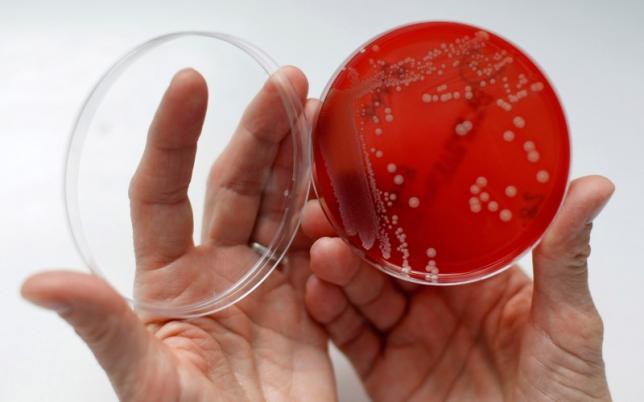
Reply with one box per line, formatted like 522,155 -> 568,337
313,22 -> 569,283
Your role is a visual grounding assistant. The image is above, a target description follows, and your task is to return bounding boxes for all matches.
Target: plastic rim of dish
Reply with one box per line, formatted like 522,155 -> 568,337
311,21 -> 571,286
64,32 -> 311,318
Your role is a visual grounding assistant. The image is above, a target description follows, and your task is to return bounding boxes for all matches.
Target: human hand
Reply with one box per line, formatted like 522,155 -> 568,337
22,67 -> 337,402
303,175 -> 614,401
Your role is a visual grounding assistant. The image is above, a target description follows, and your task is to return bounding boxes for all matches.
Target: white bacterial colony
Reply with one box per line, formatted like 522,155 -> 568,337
505,185 -> 517,197
524,140 -> 540,163
455,120 -> 473,136
468,177 -> 515,223
424,247 -> 439,282
536,170 -> 550,183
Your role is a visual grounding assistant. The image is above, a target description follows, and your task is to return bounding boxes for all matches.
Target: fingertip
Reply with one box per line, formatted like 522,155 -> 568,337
277,65 -> 308,98
571,174 -> 615,191
21,271 -> 125,315
305,97 -> 321,116
306,97 -> 321,107
305,275 -> 347,324
304,97 -> 322,127
21,271 -> 79,303
588,174 -> 615,194
570,174 -> 615,204
168,68 -> 209,107
542,175 -> 616,248
236,65 -> 307,145
571,175 -> 615,222
21,272 -> 61,310
173,67 -> 206,85
146,67 -> 208,151
301,199 -> 335,239
310,237 -> 358,285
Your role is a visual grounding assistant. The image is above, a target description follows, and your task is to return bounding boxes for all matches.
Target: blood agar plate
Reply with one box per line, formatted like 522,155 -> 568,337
312,22 -> 570,284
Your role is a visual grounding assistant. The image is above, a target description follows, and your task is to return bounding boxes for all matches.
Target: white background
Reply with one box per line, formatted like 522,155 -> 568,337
1,0 -> 643,401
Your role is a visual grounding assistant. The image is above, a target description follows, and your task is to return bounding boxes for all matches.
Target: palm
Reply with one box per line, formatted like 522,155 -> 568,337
303,176 -> 613,402
135,245 -> 332,402
357,267 -> 527,401
361,267 -> 601,401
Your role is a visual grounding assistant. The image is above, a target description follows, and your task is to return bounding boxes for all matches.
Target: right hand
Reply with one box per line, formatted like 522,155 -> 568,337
303,175 -> 614,402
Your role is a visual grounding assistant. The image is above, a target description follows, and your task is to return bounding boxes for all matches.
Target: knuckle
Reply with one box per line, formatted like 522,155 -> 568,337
577,310 -> 604,341
550,307 -> 606,368
127,176 -> 139,201
564,305 -> 604,343
568,243 -> 592,269
536,240 -> 592,271
129,175 -> 189,205
537,222 -> 595,269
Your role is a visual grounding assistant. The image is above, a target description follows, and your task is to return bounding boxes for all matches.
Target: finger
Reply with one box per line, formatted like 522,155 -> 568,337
304,275 -> 381,378
532,175 -> 615,313
302,200 -> 420,292
250,99 -> 322,250
310,237 -> 407,331
202,66 -> 308,246
21,272 -> 163,399
393,279 -> 421,293
301,199 -> 336,241
129,68 -> 208,270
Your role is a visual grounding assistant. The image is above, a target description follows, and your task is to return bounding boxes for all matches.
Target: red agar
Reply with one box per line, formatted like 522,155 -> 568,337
312,22 -> 570,283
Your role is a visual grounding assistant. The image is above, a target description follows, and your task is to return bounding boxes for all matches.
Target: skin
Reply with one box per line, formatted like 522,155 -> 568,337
22,66 -> 614,402
22,67 -> 336,402
303,176 -> 614,402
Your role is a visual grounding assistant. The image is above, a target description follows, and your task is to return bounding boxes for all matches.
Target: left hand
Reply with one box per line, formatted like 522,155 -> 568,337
22,67 -> 338,402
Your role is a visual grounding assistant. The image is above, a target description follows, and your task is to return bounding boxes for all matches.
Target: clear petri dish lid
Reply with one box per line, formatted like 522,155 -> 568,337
65,32 -> 310,318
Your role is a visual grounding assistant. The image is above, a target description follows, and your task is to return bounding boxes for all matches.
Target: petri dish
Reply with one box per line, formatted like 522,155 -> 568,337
66,22 -> 569,318
65,32 -> 310,317
312,21 -> 570,285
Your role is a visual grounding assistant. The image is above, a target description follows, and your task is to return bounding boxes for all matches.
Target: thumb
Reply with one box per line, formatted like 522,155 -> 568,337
21,271 -> 166,398
532,175 -> 615,314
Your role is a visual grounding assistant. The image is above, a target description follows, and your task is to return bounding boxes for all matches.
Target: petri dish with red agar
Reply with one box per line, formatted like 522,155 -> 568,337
312,22 -> 570,285
66,22 -> 569,318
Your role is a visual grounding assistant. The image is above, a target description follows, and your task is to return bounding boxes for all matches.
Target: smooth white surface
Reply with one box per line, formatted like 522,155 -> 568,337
1,1 -> 643,401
